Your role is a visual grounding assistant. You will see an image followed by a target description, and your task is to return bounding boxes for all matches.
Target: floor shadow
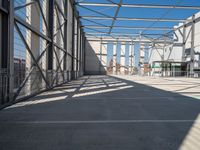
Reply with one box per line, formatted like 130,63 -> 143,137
0,75 -> 200,150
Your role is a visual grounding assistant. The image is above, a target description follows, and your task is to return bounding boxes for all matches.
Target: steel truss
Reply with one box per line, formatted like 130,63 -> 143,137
0,0 -> 85,107
75,0 -> 200,41
76,0 -> 200,76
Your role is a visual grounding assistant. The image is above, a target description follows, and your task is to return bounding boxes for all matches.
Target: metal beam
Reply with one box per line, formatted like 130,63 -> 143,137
86,35 -> 172,41
14,16 -> 51,42
80,16 -> 186,22
14,22 -> 50,88
86,38 -> 173,44
86,32 -> 171,37
77,2 -> 200,10
0,5 -> 8,14
109,0 -> 122,34
14,1 -> 35,11
190,15 -> 195,76
47,0 -> 54,70
83,25 -> 173,31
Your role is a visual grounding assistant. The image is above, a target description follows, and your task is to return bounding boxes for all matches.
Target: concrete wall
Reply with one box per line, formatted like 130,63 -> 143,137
164,24 -> 183,62
149,46 -> 164,64
85,40 -> 135,75
85,40 -> 106,75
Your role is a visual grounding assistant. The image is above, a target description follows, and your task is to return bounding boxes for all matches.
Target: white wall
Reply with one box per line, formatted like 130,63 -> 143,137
148,46 -> 163,64
194,12 -> 200,53
85,40 -> 107,75
149,11 -> 200,65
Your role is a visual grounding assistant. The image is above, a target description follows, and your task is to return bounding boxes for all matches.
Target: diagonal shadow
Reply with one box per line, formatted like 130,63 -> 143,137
0,75 -> 200,150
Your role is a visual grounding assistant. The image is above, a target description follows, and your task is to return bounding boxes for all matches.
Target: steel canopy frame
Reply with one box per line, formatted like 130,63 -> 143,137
83,25 -> 173,31
76,0 -> 200,77
80,16 -> 186,23
77,2 -> 200,10
75,0 -> 200,41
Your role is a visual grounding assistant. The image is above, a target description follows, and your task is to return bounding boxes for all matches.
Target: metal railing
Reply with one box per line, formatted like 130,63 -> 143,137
147,70 -> 200,78
0,69 -> 9,104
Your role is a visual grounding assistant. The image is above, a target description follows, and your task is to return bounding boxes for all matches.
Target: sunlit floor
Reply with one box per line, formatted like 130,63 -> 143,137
114,75 -> 200,99
0,75 -> 200,150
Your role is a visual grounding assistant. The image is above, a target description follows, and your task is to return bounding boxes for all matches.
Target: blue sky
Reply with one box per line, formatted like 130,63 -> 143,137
77,0 -> 200,35
76,0 -> 200,67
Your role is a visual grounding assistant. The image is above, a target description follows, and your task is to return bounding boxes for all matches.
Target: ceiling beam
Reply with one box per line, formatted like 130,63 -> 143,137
77,2 -> 200,10
80,16 -> 186,22
83,25 -> 173,31
86,32 -> 172,37
86,37 -> 173,43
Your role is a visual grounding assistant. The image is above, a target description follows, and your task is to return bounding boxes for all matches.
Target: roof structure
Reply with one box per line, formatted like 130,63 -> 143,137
75,0 -> 200,43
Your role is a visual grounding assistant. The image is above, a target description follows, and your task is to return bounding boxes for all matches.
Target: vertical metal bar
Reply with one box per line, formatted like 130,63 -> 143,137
64,0 -> 68,79
71,3 -> 75,79
78,30 -> 81,76
131,40 -> 133,74
76,19 -> 79,77
79,30 -> 82,75
99,38 -> 102,74
1,0 -> 8,69
182,24 -> 186,62
8,0 -> 14,102
190,15 -> 195,77
48,0 -> 54,70
83,36 -> 86,75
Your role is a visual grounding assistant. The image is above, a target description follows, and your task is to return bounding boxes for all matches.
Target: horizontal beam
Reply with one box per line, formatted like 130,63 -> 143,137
80,16 -> 186,22
77,2 -> 200,10
86,32 -> 172,37
83,25 -> 173,31
86,32 -> 140,36
86,37 -> 173,44
86,32 -> 173,40
86,35 -> 171,40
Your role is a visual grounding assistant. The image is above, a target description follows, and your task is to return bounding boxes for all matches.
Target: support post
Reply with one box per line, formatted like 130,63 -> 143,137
99,38 -> 102,74
190,15 -> 195,77
64,0 -> 68,80
8,0 -> 14,102
71,2 -> 75,79
47,0 -> 54,86
182,24 -> 186,62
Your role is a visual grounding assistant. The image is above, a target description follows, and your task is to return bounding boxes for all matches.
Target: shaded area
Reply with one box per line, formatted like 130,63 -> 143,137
0,75 -> 200,150
85,41 -> 106,75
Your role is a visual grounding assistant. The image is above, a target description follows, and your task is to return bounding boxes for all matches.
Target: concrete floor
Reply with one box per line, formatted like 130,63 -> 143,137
0,75 -> 200,150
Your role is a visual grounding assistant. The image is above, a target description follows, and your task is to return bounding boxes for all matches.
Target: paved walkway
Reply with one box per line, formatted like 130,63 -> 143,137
0,75 -> 200,150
